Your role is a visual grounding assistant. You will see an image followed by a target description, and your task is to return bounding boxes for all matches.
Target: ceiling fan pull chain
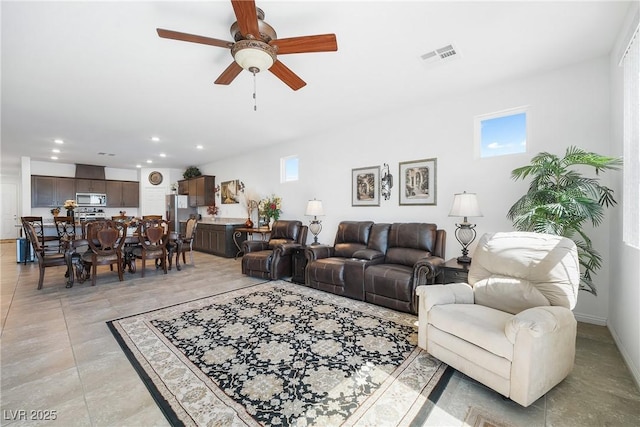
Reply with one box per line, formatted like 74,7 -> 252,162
252,69 -> 257,111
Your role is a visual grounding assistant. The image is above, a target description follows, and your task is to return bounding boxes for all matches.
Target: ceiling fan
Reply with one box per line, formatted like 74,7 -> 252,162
156,0 -> 338,91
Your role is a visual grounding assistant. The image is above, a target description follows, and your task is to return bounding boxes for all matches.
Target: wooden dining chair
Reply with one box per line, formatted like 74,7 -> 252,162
179,217 -> 198,266
22,216 -> 59,256
21,218 -> 68,289
81,220 -> 127,286
133,219 -> 169,277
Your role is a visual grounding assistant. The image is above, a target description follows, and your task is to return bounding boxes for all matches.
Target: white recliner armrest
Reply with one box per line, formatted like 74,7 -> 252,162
505,306 -> 577,407
416,284 -> 474,350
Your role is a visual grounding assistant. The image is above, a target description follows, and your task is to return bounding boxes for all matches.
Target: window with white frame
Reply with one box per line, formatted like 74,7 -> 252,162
475,107 -> 528,158
621,22 -> 640,249
281,155 -> 299,183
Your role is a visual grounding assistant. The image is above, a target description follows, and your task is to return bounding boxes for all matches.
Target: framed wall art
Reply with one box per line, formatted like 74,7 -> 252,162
221,179 -> 240,204
352,166 -> 380,206
399,158 -> 437,205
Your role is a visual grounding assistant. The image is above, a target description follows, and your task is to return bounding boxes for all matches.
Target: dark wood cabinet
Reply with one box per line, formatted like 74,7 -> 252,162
75,179 -> 106,193
31,176 -> 76,207
440,258 -> 471,284
182,175 -> 215,207
106,180 -> 139,207
178,180 -> 189,195
291,247 -> 307,284
193,223 -> 245,258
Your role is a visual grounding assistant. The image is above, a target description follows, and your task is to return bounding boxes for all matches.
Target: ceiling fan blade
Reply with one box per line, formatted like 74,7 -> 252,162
215,62 -> 243,85
231,0 -> 260,40
157,28 -> 233,48
269,60 -> 306,91
270,34 -> 338,55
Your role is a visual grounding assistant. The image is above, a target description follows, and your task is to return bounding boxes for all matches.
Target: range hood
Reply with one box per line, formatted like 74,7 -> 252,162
75,164 -> 105,180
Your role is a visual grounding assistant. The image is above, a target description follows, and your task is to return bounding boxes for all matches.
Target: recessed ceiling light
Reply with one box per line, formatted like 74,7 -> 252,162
146,160 -> 152,164
160,153 -> 166,158
136,164 -> 142,168
196,145 -> 204,150
54,139 -> 64,144
52,149 -> 60,153
51,156 -> 58,160
151,136 -> 160,142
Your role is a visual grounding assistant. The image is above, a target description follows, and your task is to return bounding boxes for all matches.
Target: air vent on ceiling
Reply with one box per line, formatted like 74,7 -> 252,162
420,44 -> 459,66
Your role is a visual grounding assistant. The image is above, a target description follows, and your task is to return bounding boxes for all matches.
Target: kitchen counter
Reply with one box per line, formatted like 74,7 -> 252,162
193,220 -> 248,258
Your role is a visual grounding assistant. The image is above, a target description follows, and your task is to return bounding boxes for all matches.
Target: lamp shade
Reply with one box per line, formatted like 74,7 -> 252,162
305,200 -> 325,217
448,192 -> 483,218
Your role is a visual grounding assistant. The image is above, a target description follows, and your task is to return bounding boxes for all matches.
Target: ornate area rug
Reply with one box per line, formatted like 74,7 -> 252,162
108,281 -> 450,426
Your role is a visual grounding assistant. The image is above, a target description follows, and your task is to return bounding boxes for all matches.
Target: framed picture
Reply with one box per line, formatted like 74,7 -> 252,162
399,158 -> 437,205
352,166 -> 380,206
221,180 -> 240,204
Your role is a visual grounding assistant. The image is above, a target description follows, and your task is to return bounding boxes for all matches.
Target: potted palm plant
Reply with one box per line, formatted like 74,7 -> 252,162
507,146 -> 622,295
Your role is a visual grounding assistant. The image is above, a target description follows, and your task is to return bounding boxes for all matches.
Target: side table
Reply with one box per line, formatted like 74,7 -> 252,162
440,258 -> 471,284
291,247 -> 307,284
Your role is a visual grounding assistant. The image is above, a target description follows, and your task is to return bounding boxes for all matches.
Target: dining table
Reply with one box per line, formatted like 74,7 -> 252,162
62,231 -> 183,288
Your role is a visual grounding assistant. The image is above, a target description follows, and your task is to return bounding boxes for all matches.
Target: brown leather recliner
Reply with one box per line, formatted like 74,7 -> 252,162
364,223 -> 445,314
305,221 -> 389,300
242,220 -> 308,280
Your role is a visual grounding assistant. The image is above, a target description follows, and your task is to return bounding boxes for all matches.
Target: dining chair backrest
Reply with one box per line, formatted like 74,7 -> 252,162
142,215 -> 163,220
54,216 -> 76,242
184,217 -> 198,240
21,218 -> 44,256
138,219 -> 169,250
21,216 -> 45,244
86,220 -> 127,255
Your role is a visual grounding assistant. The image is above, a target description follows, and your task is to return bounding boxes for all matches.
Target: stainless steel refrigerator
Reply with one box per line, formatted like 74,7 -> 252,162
166,194 -> 197,232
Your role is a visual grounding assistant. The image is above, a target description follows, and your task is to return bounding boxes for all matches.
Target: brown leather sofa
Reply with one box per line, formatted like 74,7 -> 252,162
242,220 -> 308,280
305,221 -> 445,314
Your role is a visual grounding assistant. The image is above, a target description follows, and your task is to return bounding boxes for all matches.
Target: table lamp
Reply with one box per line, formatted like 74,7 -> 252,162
305,199 -> 325,245
448,191 -> 482,263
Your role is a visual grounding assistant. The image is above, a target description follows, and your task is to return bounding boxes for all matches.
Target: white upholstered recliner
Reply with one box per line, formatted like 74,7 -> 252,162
416,231 -> 580,407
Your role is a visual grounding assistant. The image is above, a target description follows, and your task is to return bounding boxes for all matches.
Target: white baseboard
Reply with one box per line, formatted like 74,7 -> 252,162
574,312 -> 607,325
607,323 -> 640,391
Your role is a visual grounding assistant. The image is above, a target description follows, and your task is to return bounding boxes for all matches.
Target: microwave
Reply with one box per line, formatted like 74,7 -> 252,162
76,193 -> 107,207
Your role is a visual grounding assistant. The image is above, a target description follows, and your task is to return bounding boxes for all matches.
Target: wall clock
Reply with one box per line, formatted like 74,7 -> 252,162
148,171 -> 163,186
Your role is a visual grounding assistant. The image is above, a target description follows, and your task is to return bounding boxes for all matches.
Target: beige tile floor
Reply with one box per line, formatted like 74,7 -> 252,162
1,241 -> 639,426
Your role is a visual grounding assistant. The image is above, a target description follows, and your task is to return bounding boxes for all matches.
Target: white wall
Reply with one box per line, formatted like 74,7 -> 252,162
201,56 -> 615,325
608,2 -> 640,388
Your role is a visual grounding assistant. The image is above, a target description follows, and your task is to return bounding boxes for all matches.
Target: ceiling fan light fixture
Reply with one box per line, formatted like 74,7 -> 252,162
232,39 -> 276,73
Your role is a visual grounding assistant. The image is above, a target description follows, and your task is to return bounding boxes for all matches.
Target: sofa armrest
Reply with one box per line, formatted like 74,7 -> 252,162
305,245 -> 334,261
506,306 -> 577,406
243,240 -> 269,253
274,242 -> 302,257
413,256 -> 446,285
352,248 -> 385,261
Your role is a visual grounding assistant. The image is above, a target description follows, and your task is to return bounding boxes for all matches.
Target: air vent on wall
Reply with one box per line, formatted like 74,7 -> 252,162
420,44 -> 460,66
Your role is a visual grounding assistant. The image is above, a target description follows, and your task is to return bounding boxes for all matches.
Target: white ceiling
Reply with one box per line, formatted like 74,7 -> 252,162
1,1 -> 631,174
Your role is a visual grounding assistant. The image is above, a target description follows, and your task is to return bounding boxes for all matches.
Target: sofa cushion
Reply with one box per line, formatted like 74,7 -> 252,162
385,247 -> 431,267
429,304 -> 514,361
306,258 -> 345,286
334,242 -> 368,258
473,276 -> 550,315
268,238 -> 294,248
333,221 -> 373,257
364,264 -> 414,302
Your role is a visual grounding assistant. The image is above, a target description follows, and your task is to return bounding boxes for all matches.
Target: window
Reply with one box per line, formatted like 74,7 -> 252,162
621,22 -> 639,249
475,107 -> 527,158
280,155 -> 299,183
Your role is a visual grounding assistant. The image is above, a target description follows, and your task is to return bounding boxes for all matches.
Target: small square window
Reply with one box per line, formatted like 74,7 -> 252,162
281,155 -> 299,182
475,107 -> 527,158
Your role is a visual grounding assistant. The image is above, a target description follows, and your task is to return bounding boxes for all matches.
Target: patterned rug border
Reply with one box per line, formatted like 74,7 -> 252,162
107,280 -> 453,426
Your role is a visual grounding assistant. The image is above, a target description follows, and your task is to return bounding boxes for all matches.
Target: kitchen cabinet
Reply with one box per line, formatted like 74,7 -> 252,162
181,175 -> 215,207
193,222 -> 245,258
31,176 -> 76,207
106,180 -> 139,207
75,179 -> 106,193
